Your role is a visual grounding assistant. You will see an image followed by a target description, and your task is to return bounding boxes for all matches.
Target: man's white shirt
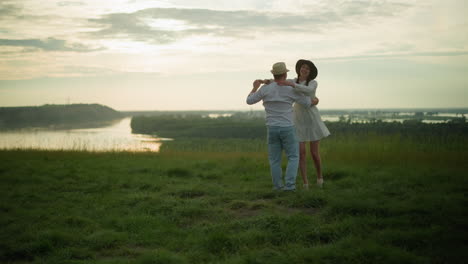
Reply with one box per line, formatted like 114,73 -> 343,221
246,82 -> 311,127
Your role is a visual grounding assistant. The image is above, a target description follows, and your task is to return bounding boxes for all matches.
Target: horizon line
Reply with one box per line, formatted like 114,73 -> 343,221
118,107 -> 468,112
2,104 -> 468,112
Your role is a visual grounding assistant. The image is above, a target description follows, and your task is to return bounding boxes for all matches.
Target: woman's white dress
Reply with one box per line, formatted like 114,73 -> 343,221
291,78 -> 330,142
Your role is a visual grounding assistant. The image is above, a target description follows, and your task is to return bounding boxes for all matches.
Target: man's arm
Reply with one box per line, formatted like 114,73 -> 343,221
296,97 -> 319,106
246,79 -> 264,105
295,94 -> 313,108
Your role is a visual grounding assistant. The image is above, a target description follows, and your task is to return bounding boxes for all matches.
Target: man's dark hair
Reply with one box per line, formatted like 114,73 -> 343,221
273,73 -> 286,80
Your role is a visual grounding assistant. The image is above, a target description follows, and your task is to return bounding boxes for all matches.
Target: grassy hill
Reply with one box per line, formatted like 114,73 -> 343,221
0,133 -> 466,263
0,104 -> 122,129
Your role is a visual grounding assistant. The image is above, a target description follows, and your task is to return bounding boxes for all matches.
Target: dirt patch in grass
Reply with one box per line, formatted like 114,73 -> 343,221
230,207 -> 262,218
280,206 -> 319,215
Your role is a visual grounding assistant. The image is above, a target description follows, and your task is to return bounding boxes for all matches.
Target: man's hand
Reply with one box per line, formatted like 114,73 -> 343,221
249,79 -> 263,94
276,80 -> 295,87
253,79 -> 263,89
312,97 -> 319,106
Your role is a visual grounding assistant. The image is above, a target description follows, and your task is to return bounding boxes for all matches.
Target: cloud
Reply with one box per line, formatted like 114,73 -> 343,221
50,65 -> 121,77
320,50 -> 468,61
0,2 -> 22,25
0,5 -> 20,17
336,0 -> 411,17
0,38 -> 103,52
88,4 -> 413,44
57,1 -> 86,7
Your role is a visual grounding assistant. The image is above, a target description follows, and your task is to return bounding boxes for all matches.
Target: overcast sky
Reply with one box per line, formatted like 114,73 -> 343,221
0,0 -> 467,111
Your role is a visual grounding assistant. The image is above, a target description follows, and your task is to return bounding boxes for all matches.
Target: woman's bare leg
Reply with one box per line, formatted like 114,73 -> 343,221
310,141 -> 322,181
299,142 -> 308,186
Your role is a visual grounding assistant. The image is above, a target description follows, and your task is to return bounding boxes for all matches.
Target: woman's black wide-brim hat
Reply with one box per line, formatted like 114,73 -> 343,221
295,59 -> 318,80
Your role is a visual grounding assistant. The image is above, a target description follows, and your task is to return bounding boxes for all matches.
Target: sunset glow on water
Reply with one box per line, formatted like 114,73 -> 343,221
0,118 -> 171,152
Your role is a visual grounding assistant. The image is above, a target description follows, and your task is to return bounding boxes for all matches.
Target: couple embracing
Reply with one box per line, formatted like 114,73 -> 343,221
246,60 -> 330,191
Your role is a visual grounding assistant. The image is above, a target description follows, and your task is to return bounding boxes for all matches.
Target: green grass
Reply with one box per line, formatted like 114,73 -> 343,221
1,136 -> 467,263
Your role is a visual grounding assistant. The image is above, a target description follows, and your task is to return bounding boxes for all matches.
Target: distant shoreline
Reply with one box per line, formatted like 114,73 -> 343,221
119,107 -> 468,114
120,108 -> 468,116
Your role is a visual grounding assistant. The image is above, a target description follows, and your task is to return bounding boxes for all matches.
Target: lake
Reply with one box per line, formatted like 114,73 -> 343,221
1,111 -> 464,152
0,118 -> 170,152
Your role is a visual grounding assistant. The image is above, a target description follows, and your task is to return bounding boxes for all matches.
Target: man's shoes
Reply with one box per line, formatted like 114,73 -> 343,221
303,183 -> 309,190
317,178 -> 324,188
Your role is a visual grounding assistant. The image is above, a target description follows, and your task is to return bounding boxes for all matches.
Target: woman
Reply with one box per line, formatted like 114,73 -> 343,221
276,59 -> 330,188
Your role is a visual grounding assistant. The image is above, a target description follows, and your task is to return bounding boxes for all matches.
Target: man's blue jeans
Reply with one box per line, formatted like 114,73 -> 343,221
267,126 -> 299,191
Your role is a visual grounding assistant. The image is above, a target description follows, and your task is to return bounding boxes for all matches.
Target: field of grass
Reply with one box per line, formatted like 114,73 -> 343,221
1,133 -> 467,263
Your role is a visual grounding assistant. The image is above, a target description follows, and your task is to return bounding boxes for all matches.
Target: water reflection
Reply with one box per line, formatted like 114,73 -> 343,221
0,118 -> 171,152
320,114 -> 461,123
321,116 -> 340,122
206,113 -> 233,118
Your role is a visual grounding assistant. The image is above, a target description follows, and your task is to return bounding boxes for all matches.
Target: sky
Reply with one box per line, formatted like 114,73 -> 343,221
0,0 -> 467,111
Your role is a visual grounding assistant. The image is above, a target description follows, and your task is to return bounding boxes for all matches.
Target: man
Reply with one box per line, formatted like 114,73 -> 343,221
246,62 -> 316,191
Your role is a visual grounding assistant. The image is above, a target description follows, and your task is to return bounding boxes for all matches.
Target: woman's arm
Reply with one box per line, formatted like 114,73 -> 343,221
276,79 -> 319,105
276,80 -> 317,95
294,80 -> 318,96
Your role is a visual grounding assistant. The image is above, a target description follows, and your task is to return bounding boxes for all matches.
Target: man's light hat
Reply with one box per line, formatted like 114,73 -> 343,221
270,62 -> 289,75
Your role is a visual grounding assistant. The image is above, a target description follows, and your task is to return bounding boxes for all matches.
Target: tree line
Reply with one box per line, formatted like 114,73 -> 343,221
131,113 -> 468,140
